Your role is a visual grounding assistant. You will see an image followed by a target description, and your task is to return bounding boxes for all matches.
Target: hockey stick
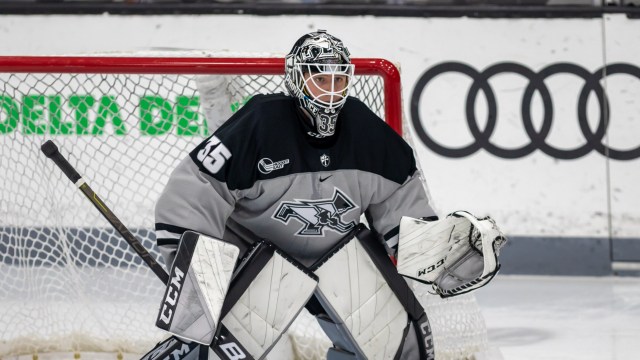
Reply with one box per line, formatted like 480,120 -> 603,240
41,140 -> 255,360
41,140 -> 169,284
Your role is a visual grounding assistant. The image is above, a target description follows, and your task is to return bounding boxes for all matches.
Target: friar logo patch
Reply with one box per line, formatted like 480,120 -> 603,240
273,188 -> 358,236
320,154 -> 330,167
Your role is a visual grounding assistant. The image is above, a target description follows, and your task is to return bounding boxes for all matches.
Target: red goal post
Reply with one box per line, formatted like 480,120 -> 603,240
0,56 -> 402,134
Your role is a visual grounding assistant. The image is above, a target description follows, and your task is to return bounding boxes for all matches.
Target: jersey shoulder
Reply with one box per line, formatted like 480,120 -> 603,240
188,93 -> 297,189
216,93 -> 294,137
341,97 -> 405,142
340,97 -> 417,183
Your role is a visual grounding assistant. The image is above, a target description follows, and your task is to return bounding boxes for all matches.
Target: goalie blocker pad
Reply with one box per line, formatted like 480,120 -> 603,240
309,225 -> 435,360
156,231 -> 240,345
396,211 -> 507,298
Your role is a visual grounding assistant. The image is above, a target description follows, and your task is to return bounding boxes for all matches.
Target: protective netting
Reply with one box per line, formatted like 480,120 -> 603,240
0,59 -> 487,360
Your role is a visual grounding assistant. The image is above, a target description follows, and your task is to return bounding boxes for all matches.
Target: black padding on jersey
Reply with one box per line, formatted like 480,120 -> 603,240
156,222 -> 192,234
383,225 -> 400,241
155,223 -> 193,246
156,238 -> 179,247
188,94 -> 417,191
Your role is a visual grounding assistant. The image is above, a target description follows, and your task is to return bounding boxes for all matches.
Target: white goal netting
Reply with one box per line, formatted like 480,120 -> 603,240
0,55 -> 489,360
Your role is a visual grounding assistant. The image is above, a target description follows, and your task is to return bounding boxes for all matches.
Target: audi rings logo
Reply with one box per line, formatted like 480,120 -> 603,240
410,62 -> 640,160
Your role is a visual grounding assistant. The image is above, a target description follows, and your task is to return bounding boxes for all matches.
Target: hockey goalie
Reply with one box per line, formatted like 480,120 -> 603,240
144,30 -> 507,360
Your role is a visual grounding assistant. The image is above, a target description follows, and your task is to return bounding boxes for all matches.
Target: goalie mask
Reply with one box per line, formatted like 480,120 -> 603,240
285,30 -> 354,138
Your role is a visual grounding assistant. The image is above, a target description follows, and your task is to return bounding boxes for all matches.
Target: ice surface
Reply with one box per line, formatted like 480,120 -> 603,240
476,275 -> 640,360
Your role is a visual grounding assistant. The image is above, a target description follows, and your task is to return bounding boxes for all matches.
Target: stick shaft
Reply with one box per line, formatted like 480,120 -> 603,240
76,182 -> 170,284
41,140 -> 169,284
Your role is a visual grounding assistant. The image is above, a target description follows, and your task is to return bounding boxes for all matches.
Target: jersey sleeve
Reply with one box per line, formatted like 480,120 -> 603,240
154,98 -> 261,269
365,169 -> 437,256
347,98 -> 438,256
154,154 -> 238,269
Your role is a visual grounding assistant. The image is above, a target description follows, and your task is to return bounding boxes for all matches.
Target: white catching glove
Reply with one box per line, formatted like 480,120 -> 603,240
396,211 -> 507,298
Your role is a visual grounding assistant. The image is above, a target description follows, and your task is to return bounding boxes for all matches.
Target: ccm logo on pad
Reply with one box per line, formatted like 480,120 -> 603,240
157,267 -> 185,326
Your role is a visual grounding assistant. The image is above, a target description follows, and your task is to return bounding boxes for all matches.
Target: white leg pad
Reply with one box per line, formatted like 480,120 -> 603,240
313,235 -> 409,360
220,250 -> 318,359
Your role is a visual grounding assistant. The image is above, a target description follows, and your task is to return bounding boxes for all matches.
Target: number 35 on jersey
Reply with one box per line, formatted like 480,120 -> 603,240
196,136 -> 232,174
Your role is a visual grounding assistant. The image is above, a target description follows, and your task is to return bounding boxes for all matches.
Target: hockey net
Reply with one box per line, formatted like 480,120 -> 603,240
0,55 -> 489,360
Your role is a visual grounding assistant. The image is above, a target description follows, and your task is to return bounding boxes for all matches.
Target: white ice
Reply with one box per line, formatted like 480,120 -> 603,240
475,275 -> 640,360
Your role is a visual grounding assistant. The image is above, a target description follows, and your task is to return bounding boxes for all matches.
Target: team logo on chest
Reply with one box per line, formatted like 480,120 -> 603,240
273,188 -> 358,236
320,154 -> 330,167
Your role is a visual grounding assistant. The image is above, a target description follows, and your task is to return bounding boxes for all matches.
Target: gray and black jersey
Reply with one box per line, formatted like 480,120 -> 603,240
155,93 -> 436,268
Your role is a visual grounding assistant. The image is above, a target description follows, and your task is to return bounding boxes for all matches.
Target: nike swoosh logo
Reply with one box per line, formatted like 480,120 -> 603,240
319,175 -> 332,182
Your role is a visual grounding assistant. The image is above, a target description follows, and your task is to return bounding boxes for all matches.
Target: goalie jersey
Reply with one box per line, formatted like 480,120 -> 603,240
155,94 -> 436,267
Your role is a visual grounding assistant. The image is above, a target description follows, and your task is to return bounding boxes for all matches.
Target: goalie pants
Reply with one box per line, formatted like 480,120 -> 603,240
307,226 -> 435,360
